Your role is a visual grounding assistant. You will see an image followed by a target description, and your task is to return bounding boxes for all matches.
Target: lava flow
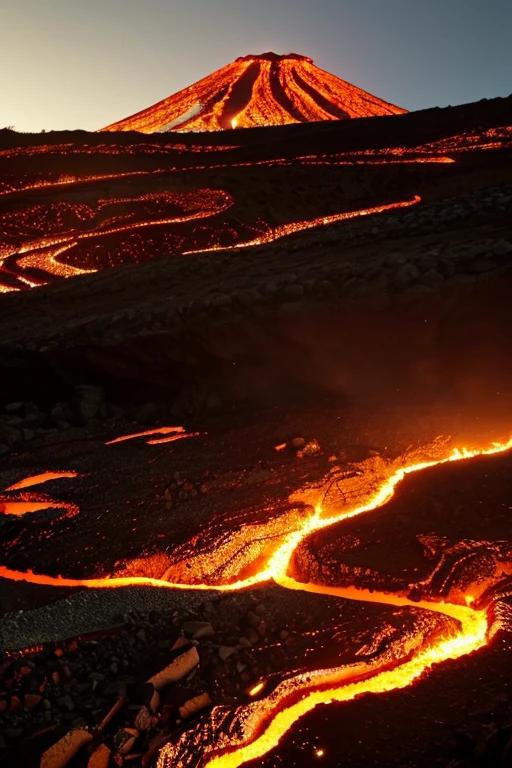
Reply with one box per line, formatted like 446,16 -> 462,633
101,52 -> 406,133
3,105 -> 508,292
164,587 -> 487,768
1,433 -> 512,767
184,194 -> 421,255
0,173 -> 421,291
105,425 -> 195,445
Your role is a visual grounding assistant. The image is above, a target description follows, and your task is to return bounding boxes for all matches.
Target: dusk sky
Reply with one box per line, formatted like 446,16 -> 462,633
1,0 -> 511,133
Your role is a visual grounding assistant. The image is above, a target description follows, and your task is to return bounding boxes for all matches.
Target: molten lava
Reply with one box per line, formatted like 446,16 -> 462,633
170,588 -> 487,768
184,194 -> 421,255
5,471 -> 79,491
105,425 -> 189,445
1,432 -> 512,767
100,52 -> 406,133
2,108 -> 508,292
0,168 -> 423,291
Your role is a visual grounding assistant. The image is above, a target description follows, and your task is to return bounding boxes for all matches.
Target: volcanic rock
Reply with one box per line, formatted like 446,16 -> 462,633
87,744 -> 111,768
40,728 -> 93,768
491,239 -> 512,257
178,692 -> 212,719
69,385 -> 105,423
218,646 -> 238,662
147,645 -> 200,690
24,693 -> 42,711
391,262 -> 421,289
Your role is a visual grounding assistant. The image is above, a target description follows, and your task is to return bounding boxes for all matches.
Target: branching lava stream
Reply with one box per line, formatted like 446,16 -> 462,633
1,433 -> 512,766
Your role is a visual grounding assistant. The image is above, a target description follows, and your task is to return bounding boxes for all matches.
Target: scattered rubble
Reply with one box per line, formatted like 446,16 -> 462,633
0,595 -> 319,766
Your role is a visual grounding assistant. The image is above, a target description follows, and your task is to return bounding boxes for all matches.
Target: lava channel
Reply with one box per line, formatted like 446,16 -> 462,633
0,434 -> 511,768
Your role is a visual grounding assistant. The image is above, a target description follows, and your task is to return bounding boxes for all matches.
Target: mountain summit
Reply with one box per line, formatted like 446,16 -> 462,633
101,52 -> 406,133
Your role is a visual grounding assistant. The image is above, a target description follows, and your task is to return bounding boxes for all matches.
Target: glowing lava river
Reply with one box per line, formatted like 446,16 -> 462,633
1,420 -> 512,767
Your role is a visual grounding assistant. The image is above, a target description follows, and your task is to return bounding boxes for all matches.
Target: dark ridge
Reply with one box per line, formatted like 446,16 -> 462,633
0,96 -> 510,156
221,61 -> 261,128
291,68 -> 351,120
268,60 -> 308,123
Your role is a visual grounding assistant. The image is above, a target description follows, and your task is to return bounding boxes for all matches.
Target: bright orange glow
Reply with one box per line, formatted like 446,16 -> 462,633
185,194 -> 422,256
105,426 -> 187,445
2,435 -> 511,768
2,56 -> 509,293
180,597 -> 486,768
0,186 -> 422,292
1,436 -> 510,590
16,243 -> 96,280
248,682 -> 265,697
101,53 -> 406,133
0,500 -> 77,518
147,431 -> 201,445
6,471 -> 79,491
3,124 -> 483,294
0,187 -> 233,290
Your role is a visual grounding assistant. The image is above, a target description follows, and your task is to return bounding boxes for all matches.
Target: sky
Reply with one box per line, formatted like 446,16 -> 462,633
1,0 -> 511,132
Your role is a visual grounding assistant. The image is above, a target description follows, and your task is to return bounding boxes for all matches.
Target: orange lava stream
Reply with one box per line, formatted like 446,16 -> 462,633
207,61 -> 255,131
186,594 -> 487,768
234,60 -> 300,129
6,471 -> 79,491
6,189 -> 233,283
105,426 -> 188,445
147,432 -> 202,445
0,170 -> 153,198
2,437 -> 511,588
0,500 -> 77,518
17,242 -> 96,279
1,437 -> 510,590
300,60 -> 406,118
0,146 -> 451,203
185,194 -> 421,256
102,59 -> 254,133
158,439 -> 512,768
301,156 -> 455,165
2,143 -> 454,293
280,60 -> 333,122
2,436 -> 511,767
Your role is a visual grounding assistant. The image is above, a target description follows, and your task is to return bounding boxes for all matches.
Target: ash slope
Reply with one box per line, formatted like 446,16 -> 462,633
101,52 -> 406,133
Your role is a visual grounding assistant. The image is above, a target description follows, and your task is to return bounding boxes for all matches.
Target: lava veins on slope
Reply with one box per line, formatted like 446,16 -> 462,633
290,447 -> 512,601
101,52 -> 406,133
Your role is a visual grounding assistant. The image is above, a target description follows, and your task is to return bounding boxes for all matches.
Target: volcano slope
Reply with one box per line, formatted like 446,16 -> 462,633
100,52 -> 406,133
0,96 -> 512,768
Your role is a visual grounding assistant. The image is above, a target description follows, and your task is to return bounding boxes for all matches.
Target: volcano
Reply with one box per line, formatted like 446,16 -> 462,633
100,52 -> 406,133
